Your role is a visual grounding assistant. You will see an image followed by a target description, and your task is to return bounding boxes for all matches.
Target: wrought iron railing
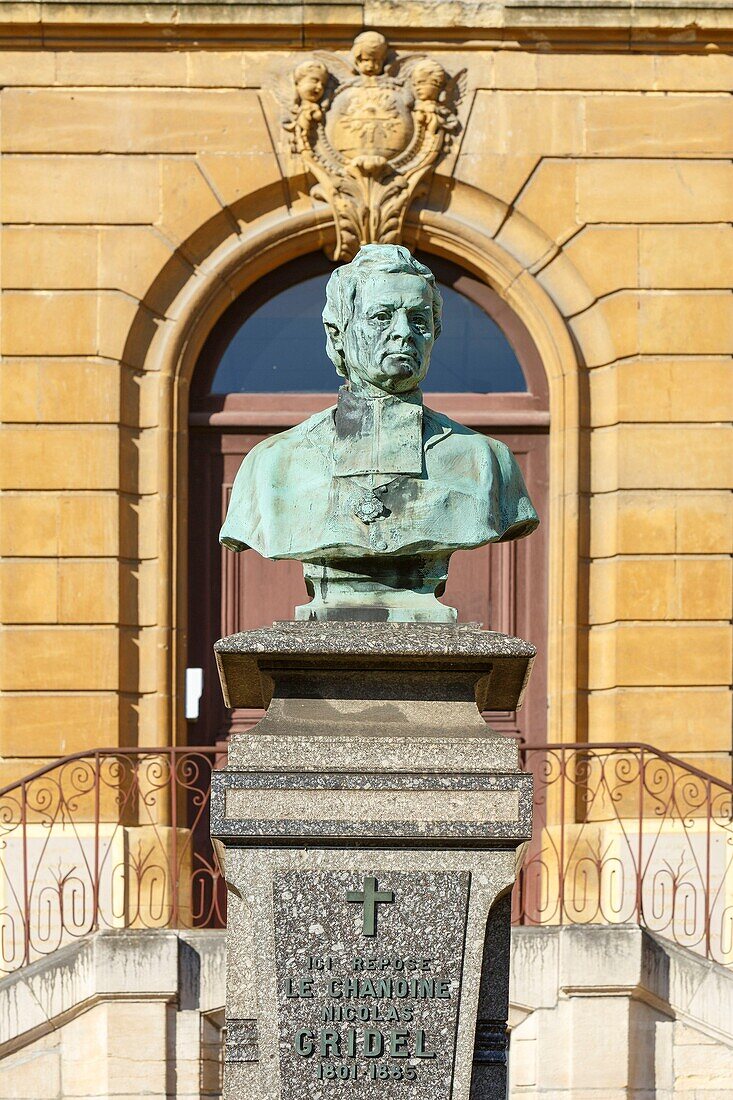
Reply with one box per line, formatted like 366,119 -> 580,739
0,743 -> 731,975
515,743 -> 733,965
0,747 -> 225,973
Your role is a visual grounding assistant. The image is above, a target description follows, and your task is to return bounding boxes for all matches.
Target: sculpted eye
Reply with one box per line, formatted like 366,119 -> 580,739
373,311 -> 391,322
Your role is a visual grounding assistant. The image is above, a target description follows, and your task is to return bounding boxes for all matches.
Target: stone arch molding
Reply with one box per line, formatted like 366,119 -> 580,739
142,182 -> 590,748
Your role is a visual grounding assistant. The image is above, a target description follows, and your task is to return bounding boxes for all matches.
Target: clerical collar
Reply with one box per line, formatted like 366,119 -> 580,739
332,387 -> 424,476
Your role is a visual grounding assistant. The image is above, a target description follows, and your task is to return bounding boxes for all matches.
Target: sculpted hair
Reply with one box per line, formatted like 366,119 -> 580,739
322,244 -> 443,376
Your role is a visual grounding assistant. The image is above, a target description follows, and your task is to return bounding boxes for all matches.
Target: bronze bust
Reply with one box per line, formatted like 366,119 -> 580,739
220,245 -> 538,622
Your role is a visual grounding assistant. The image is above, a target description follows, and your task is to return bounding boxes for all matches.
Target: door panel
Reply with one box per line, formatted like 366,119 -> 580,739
441,431 -> 548,743
188,425 -> 547,747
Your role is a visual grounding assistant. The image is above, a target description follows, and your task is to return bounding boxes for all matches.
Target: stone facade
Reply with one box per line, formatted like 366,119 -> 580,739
510,924 -> 733,1098
1,2 -> 731,784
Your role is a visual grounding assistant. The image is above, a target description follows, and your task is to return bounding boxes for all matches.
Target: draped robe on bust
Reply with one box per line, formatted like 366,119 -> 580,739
220,390 -> 539,562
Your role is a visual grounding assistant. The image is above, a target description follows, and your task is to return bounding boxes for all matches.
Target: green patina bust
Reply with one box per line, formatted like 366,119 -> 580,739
220,245 -> 539,622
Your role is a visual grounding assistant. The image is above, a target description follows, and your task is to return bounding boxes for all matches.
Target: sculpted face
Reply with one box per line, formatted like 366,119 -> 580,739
295,62 -> 327,103
351,31 -> 388,77
412,60 -> 446,101
341,273 -> 435,394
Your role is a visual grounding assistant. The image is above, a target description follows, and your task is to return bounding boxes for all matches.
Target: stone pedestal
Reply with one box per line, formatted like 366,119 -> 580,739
210,622 -> 534,1100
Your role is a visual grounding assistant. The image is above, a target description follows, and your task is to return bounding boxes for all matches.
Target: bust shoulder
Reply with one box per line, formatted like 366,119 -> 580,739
424,405 -> 481,440
244,406 -> 336,469
424,406 -> 505,465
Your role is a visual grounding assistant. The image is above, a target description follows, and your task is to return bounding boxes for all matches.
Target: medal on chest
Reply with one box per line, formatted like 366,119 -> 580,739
352,488 -> 388,524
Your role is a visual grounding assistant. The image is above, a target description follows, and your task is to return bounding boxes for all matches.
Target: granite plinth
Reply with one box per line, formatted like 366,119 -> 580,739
220,848 -> 520,1100
212,624 -> 534,1100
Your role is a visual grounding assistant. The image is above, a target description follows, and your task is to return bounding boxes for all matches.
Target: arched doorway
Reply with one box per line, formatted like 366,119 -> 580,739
187,251 -> 549,748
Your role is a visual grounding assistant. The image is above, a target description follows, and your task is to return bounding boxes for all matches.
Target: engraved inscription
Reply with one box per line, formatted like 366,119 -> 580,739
273,870 -> 469,1097
225,1018 -> 259,1063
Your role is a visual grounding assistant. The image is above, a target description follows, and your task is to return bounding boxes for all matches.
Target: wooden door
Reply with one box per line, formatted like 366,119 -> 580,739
187,421 -> 547,747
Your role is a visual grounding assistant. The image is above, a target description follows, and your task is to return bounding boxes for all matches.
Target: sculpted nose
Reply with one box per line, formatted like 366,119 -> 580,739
390,309 -> 413,341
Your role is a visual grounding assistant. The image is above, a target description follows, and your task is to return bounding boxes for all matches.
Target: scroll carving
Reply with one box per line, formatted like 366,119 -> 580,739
280,32 -> 465,261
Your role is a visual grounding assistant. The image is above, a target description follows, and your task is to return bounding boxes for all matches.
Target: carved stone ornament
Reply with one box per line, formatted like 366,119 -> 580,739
280,31 -> 465,260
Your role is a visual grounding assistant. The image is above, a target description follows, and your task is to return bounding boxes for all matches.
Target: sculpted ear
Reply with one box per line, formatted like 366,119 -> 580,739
324,320 -> 347,377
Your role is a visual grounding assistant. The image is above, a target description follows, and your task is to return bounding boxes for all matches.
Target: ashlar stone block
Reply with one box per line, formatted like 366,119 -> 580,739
588,622 -> 732,690
0,560 -> 58,624
0,625 -> 120,691
197,152 -> 285,210
512,160 -> 580,247
186,50 -> 248,87
157,157 -> 226,251
58,1002 -> 110,1098
587,687 -> 732,752
589,556 -> 733,623
0,692 -> 121,757
97,292 -> 151,366
0,494 -> 60,556
2,292 -> 97,356
98,226 -> 194,313
590,358 -> 733,426
1,88 -> 273,155
638,291 -> 733,356
531,250 -> 595,317
590,490 -> 733,557
576,159 -> 732,223
558,226 -> 639,300
590,425 -> 733,492
585,94 -> 733,157
451,153 -> 539,207
0,427 -> 121,491
59,494 -> 123,557
1,155 -> 160,224
0,359 -> 123,425
2,226 -> 98,290
58,560 -> 121,624
639,225 -> 733,289
0,50 -> 56,84
463,91 -> 584,156
1,1041 -> 62,1099
55,48 -> 188,86
569,293 -> 638,368
535,52 -> 657,91
653,52 -> 733,91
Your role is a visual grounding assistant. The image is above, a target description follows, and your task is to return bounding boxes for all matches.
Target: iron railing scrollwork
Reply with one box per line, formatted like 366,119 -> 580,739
0,747 -> 226,973
514,743 -> 733,965
0,743 -> 731,974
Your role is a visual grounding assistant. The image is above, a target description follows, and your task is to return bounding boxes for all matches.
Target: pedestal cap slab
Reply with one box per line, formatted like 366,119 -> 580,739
214,621 -> 536,713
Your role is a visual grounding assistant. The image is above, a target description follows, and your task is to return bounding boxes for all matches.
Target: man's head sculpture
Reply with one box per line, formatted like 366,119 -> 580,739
220,244 -> 539,623
323,245 -> 441,395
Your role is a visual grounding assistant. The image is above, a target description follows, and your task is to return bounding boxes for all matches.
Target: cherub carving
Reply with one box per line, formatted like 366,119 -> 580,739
349,30 -> 390,78
285,59 -> 330,153
410,58 -> 462,137
275,33 -> 465,260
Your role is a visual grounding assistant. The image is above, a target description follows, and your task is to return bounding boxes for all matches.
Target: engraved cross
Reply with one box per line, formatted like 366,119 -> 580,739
347,876 -> 395,937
